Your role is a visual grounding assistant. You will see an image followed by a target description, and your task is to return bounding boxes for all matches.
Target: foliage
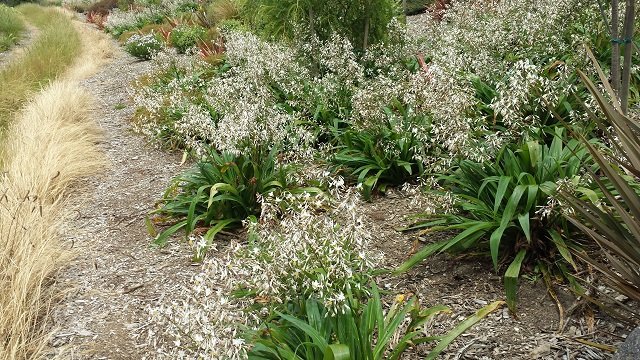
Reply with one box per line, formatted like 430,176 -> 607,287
561,70 -> 640,315
399,129 -> 596,311
0,4 -> 25,52
86,0 -> 118,16
124,32 -> 164,59
169,24 -> 206,53
250,285 -> 505,360
151,147 -> 320,256
243,0 -> 400,50
332,100 -> 429,199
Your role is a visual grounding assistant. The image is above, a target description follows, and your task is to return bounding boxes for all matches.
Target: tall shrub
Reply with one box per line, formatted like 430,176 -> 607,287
243,0 -> 400,50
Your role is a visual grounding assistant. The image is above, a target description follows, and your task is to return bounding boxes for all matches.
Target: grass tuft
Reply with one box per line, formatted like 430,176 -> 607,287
0,80 -> 105,360
0,4 -> 81,135
0,7 -> 108,359
0,4 -> 25,51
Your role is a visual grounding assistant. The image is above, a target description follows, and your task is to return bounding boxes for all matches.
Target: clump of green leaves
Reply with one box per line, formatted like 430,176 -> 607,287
151,147 -> 320,252
250,283 -> 505,360
332,101 -> 429,200
169,24 -> 206,54
399,129 -> 596,311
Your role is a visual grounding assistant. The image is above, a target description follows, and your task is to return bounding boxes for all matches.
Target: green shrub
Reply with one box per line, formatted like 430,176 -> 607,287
124,32 -> 164,59
151,147 -> 321,256
169,24 -> 206,54
243,0 -> 400,50
398,128 -> 596,312
0,4 -> 25,51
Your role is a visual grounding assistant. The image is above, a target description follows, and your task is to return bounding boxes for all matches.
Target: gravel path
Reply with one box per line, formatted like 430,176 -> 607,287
49,46 -> 198,359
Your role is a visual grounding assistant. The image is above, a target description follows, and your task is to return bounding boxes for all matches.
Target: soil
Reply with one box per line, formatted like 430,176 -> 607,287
46,20 -> 636,360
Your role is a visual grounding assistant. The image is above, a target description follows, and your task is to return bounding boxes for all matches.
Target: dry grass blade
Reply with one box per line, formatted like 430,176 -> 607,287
0,80 -> 105,360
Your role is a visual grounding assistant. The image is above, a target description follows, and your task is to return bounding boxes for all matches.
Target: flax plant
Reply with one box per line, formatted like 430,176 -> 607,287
560,69 -> 640,320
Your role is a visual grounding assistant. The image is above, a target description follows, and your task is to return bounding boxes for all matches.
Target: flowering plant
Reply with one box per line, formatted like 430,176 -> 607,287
151,146 -> 324,259
399,128 -> 598,311
148,192 -> 382,358
124,32 -> 164,59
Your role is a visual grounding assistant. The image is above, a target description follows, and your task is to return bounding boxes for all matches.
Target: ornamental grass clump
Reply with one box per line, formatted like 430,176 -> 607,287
0,5 -> 25,51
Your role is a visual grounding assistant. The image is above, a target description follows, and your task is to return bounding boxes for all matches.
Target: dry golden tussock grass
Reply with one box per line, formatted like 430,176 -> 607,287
65,10 -> 114,80
0,12 -> 112,360
0,81 -> 106,360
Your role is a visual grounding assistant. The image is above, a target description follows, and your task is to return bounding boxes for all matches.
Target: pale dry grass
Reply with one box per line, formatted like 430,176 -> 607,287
2,82 -> 105,198
65,19 -> 114,80
0,11 -> 110,360
0,80 -> 105,360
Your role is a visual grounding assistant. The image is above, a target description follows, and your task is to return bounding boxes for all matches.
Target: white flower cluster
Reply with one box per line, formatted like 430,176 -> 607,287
203,31 -> 314,155
131,50 -> 210,147
412,0 -> 594,79
242,193 -> 382,315
402,0 -> 599,161
491,59 -> 576,133
125,32 -> 163,47
132,0 -> 600,170
162,0 -> 198,12
146,193 -> 382,358
147,278 -> 250,360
